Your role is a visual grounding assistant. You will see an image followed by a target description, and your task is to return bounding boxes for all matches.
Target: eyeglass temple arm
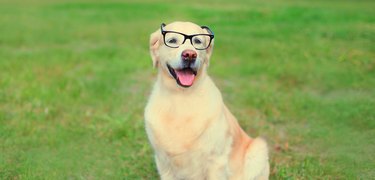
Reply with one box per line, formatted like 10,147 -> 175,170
160,23 -> 166,32
201,26 -> 214,36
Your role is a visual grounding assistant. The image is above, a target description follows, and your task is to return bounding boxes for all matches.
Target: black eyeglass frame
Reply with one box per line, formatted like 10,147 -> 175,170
160,23 -> 215,50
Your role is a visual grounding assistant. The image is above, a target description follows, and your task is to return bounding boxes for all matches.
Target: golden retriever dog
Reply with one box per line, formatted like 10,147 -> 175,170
145,21 -> 269,180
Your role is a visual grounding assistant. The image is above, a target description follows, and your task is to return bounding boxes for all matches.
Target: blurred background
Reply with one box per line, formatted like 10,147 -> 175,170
0,0 -> 374,179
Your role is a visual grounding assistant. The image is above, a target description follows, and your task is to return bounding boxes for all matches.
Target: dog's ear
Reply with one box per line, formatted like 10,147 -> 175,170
202,26 -> 214,66
149,29 -> 161,68
205,38 -> 214,65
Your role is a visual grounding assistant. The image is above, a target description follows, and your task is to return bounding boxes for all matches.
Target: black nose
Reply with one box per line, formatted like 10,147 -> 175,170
181,50 -> 197,62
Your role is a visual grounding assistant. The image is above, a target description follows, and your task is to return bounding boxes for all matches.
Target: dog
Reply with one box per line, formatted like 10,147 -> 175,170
144,21 -> 269,180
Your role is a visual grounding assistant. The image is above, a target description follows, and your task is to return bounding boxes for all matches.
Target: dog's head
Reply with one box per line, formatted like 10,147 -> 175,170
149,21 -> 214,89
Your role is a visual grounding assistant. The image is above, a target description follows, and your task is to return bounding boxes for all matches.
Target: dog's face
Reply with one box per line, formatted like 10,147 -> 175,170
150,22 -> 214,89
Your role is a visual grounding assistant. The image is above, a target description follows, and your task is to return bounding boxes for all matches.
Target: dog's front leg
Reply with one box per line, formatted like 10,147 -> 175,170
155,155 -> 176,180
206,157 -> 230,180
159,171 -> 175,180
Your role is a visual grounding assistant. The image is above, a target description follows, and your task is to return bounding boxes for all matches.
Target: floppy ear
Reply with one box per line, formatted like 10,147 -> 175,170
205,38 -> 214,65
149,29 -> 161,67
202,27 -> 214,66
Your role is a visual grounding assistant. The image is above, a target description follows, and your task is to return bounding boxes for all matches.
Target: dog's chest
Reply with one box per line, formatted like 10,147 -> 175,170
145,90 -> 224,154
148,109 -> 223,155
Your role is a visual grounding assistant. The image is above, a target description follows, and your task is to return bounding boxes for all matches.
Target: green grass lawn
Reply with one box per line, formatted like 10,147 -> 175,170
0,0 -> 374,179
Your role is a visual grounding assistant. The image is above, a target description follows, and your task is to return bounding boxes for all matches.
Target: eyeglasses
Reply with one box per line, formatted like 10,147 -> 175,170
160,23 -> 214,50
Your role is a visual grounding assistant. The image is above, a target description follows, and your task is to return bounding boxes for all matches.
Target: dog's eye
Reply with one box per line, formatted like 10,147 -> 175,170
167,38 -> 178,44
193,38 -> 202,44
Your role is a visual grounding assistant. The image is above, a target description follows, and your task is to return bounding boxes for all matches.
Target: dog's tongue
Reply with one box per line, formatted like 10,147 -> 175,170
176,69 -> 195,86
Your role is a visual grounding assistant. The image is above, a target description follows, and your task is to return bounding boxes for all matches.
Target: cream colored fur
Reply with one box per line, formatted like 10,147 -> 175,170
145,21 -> 269,180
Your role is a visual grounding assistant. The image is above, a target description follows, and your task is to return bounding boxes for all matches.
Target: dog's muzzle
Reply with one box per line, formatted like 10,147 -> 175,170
167,50 -> 198,88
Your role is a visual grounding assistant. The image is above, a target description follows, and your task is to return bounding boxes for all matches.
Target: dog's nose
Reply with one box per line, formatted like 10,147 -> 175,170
181,50 -> 197,61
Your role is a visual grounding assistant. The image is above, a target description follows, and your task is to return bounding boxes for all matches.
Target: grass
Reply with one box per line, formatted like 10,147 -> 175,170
0,0 -> 374,179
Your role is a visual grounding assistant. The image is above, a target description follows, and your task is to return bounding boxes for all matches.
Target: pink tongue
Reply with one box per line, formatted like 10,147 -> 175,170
175,70 -> 195,86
